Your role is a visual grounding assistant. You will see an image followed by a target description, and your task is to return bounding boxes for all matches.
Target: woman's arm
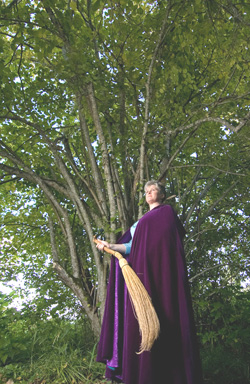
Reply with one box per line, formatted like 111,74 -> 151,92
96,240 -> 126,254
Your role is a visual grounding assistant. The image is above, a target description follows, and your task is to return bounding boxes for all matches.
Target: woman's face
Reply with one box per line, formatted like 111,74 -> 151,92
145,185 -> 162,205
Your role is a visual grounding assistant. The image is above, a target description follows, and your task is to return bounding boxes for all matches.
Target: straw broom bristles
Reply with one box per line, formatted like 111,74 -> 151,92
93,237 -> 160,353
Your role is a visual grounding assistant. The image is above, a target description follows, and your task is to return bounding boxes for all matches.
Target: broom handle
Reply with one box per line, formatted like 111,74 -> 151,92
93,236 -> 123,261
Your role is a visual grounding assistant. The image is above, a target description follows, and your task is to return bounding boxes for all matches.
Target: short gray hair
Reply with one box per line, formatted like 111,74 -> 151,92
144,180 -> 166,202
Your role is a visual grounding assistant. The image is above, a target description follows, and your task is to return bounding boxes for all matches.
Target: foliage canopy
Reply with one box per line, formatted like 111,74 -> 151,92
0,0 -> 249,337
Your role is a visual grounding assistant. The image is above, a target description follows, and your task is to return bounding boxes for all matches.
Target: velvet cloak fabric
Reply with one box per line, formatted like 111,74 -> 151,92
96,205 -> 203,384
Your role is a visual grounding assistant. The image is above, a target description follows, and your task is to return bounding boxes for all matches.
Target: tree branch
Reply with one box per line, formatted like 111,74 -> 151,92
137,2 -> 186,216
48,215 -> 60,263
168,164 -> 246,177
200,181 -> 240,225
0,138 -> 81,279
86,82 -> 117,239
77,94 -> 109,218
52,261 -> 100,335
159,125 -> 200,182
189,263 -> 228,283
62,136 -> 105,216
184,174 -> 219,226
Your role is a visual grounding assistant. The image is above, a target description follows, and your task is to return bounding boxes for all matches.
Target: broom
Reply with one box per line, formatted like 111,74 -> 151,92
93,236 -> 160,353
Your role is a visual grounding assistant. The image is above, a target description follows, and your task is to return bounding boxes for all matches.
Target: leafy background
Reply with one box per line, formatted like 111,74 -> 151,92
0,0 -> 250,383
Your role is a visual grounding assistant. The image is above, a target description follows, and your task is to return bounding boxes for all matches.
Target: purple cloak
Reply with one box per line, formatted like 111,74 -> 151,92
97,205 -> 203,384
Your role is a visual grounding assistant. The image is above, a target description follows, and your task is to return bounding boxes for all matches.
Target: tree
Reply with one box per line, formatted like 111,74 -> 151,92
0,0 -> 249,336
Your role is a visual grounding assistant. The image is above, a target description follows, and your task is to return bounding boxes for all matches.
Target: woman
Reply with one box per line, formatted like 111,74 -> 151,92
96,181 -> 203,384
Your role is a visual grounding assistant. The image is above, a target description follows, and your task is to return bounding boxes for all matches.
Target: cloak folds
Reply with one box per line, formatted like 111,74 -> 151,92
97,205 -> 203,384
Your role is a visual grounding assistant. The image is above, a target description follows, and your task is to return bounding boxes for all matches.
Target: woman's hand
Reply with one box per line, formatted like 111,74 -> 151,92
95,240 -> 126,254
96,240 -> 110,251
